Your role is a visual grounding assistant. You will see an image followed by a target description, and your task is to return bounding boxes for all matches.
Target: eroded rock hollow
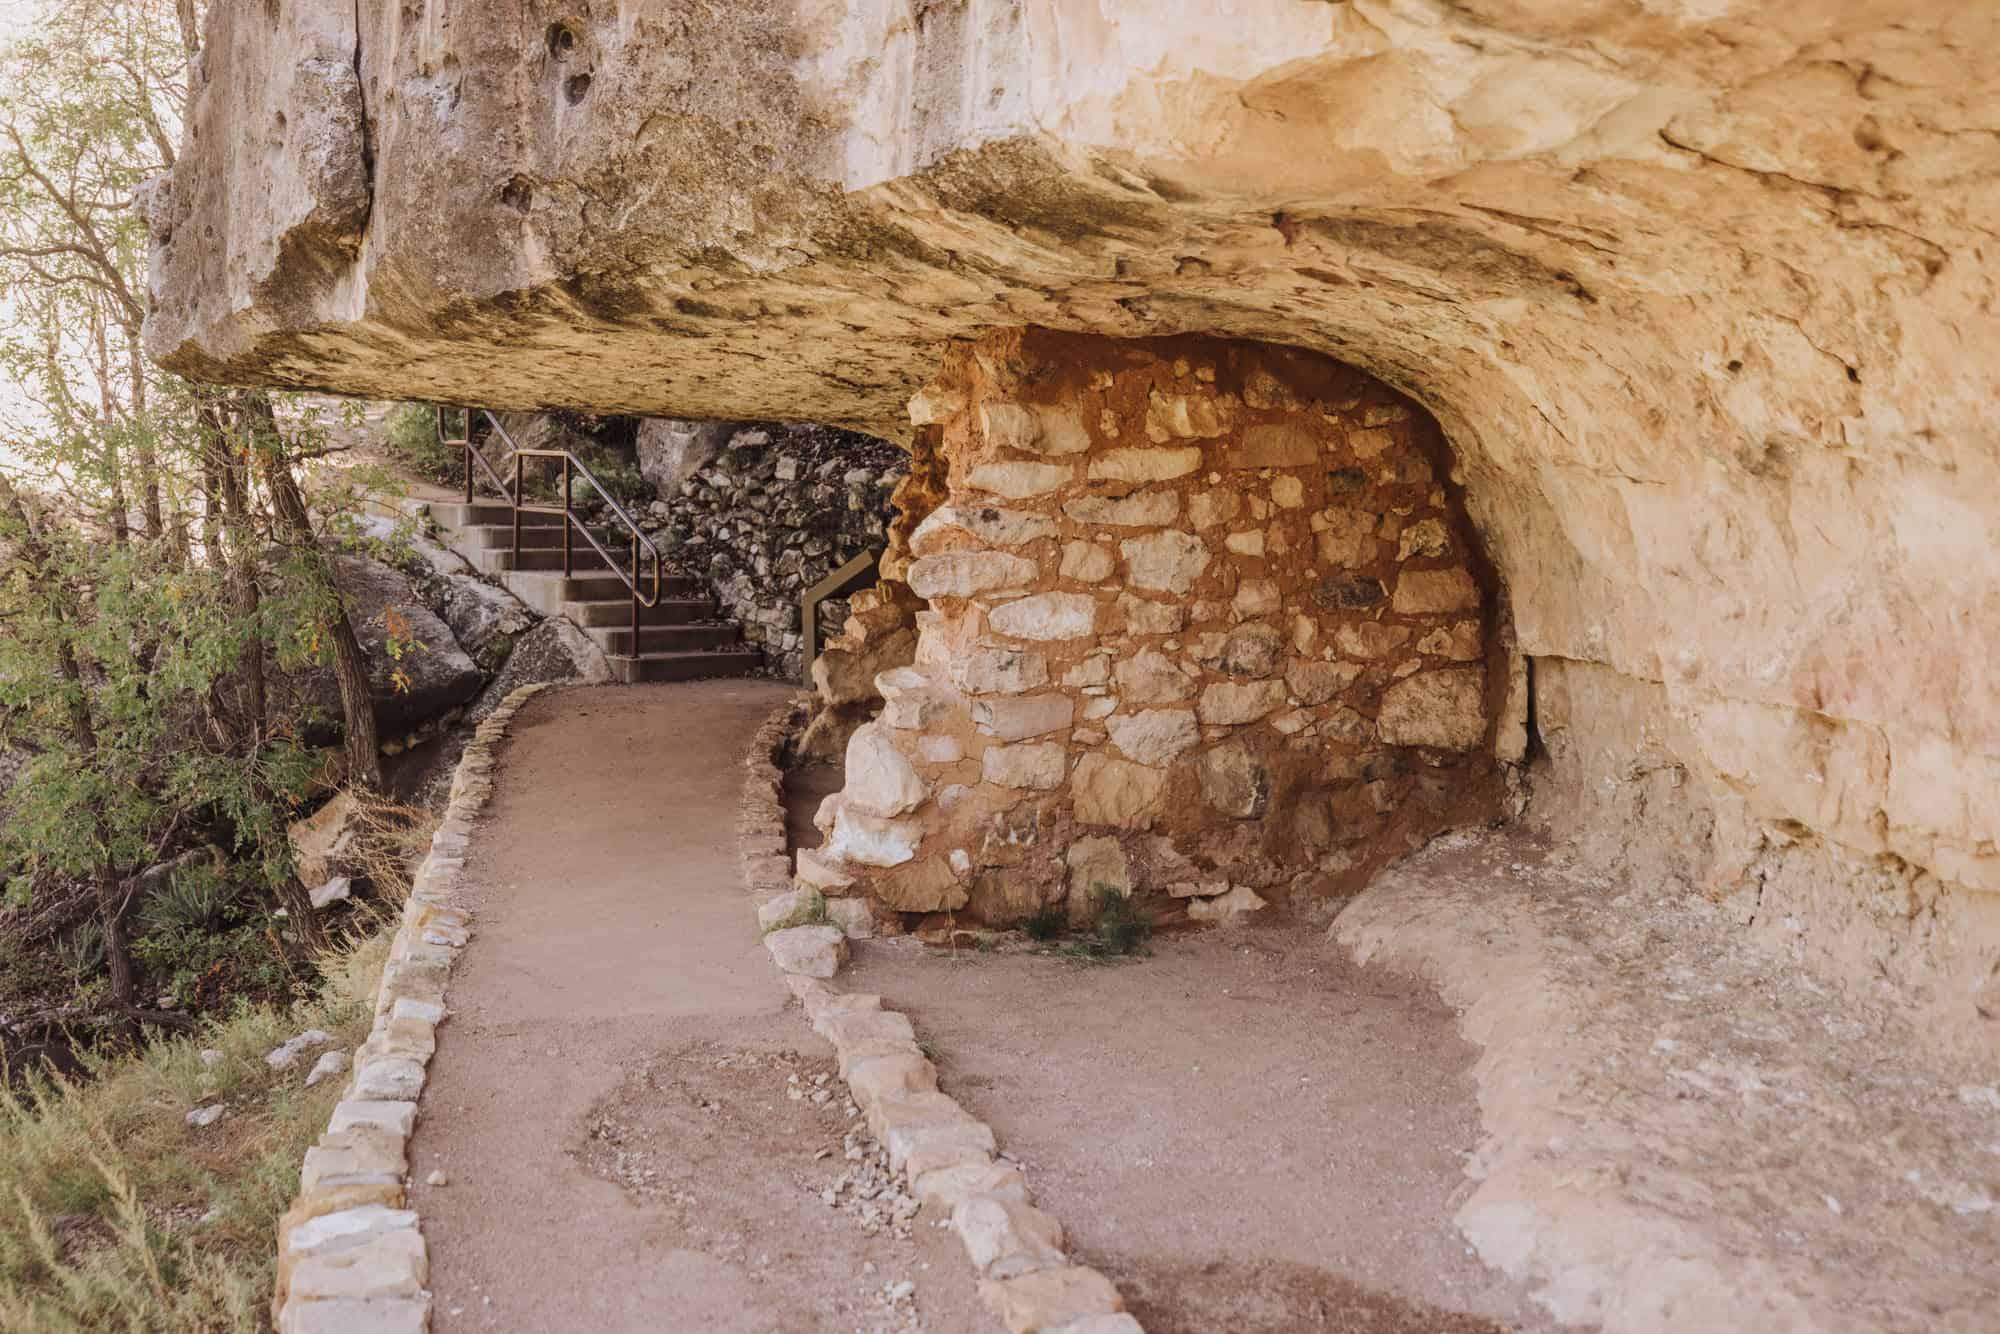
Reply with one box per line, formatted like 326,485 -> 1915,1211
146,0 -> 2000,1068
809,331 -> 1508,929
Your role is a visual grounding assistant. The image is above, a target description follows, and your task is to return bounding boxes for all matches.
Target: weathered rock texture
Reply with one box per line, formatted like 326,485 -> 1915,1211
640,421 -> 906,679
149,2 -> 2000,1063
809,332 -> 1503,927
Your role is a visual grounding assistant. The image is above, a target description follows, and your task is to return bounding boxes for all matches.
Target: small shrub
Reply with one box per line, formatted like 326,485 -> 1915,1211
1092,886 -> 1152,957
760,890 -> 829,935
137,862 -> 236,935
382,403 -> 460,485
1023,905 -> 1066,942
0,921 -> 391,1331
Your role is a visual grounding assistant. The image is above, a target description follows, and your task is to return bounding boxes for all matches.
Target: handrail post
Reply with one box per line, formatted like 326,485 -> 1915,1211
511,451 -> 521,560
561,456 -> 573,578
630,531 -> 640,650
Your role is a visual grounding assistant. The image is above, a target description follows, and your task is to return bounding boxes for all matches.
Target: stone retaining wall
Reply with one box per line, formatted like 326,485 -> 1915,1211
743,701 -> 1144,1334
268,684 -> 549,1334
805,331 -> 1513,933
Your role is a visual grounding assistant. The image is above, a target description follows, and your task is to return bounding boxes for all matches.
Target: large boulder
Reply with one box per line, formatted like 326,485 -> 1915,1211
466,617 -> 610,722
636,418 -> 737,496
300,555 -> 484,737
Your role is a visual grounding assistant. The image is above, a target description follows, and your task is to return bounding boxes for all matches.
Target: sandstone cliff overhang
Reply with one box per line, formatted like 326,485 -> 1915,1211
148,3 -> 2000,1052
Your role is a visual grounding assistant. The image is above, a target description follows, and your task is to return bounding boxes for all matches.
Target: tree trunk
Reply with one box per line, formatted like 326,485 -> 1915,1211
243,396 -> 383,790
123,322 -> 165,544
215,424 -> 266,744
98,871 -> 138,1011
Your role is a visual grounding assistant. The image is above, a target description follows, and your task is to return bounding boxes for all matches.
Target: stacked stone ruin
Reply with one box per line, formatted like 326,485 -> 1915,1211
800,331 -> 1515,932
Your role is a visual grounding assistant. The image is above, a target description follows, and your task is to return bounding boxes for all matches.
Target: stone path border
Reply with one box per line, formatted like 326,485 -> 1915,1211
741,698 -> 1145,1334
269,683 -> 551,1334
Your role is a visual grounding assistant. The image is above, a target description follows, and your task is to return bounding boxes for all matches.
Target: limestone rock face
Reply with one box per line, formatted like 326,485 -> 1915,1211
150,1 -> 2000,1059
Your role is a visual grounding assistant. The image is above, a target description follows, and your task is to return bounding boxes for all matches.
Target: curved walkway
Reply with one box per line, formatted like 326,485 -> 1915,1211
406,683 -> 984,1332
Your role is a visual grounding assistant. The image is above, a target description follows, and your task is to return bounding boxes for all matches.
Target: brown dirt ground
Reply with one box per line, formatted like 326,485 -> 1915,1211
792,764 -> 1563,1334
410,685 -> 987,1333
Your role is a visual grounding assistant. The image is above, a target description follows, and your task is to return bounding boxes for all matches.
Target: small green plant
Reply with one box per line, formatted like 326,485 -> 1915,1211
1091,886 -> 1152,957
760,890 -> 830,935
383,402 -> 461,484
138,862 -> 237,935
1023,905 -> 1066,942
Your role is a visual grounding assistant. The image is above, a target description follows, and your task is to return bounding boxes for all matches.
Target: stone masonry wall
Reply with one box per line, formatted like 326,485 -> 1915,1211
802,331 -> 1505,931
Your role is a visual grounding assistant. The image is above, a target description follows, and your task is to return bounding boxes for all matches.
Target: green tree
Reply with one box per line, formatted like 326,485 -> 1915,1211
0,0 -> 389,1022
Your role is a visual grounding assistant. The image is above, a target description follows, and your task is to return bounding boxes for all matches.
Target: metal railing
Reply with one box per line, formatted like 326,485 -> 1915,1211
436,407 -> 665,647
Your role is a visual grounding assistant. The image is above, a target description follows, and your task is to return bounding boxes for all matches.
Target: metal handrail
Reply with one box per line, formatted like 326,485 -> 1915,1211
436,406 -> 664,647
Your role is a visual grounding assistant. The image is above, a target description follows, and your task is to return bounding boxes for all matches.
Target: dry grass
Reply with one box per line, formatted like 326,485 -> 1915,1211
0,918 -> 394,1331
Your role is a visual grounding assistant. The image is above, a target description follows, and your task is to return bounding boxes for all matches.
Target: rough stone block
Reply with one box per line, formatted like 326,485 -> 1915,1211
287,1226 -> 428,1302
795,847 -> 857,893
1062,492 -> 1179,527
912,1160 -> 1031,1211
982,741 -> 1068,790
1071,754 -> 1167,830
326,1101 -> 417,1141
764,924 -> 849,978
1087,446 -> 1201,482
843,722 -> 929,817
908,550 -> 1040,599
972,693 -> 1075,741
1391,567 -> 1480,614
979,1266 -> 1126,1334
1196,680 -> 1287,726
279,1295 -> 432,1334
953,1195 -> 1067,1278
964,461 -> 1074,500
988,592 -> 1099,641
1106,709 -> 1199,766
1377,666 -> 1487,750
1120,530 -> 1210,595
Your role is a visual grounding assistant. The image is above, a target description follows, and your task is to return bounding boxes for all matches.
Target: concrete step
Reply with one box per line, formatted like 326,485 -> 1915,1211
546,571 -> 706,601
609,649 -> 763,684
471,547 -> 619,574
566,597 -> 719,627
587,623 -> 742,655
428,501 -> 563,530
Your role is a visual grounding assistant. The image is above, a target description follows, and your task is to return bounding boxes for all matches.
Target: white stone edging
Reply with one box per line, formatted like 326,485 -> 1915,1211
270,683 -> 552,1334
741,698 -> 1144,1334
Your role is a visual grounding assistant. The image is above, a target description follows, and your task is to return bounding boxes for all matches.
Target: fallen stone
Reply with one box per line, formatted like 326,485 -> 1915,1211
309,875 -> 352,909
267,1029 -> 336,1072
425,1170 -> 449,1187
764,924 -> 849,978
1188,883 -> 1269,923
186,1104 -> 226,1129
304,1050 -> 350,1088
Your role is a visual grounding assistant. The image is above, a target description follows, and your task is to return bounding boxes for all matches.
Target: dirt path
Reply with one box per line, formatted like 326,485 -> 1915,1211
410,685 -> 987,1333
785,764 -> 1561,1334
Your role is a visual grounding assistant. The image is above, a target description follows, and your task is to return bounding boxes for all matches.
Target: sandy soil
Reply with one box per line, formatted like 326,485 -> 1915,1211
790,766 -> 1560,1333
410,684 -> 987,1333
